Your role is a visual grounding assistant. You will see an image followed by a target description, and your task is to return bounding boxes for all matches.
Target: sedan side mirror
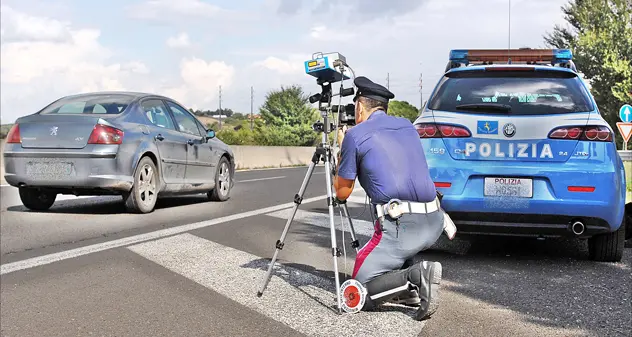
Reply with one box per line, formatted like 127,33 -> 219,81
206,130 -> 215,140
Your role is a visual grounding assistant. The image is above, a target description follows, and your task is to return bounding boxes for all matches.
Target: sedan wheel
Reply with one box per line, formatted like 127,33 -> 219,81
19,187 -> 56,211
124,156 -> 159,213
208,157 -> 232,201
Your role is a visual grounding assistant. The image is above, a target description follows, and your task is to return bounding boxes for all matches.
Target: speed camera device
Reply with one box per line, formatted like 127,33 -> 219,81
257,52 -> 364,315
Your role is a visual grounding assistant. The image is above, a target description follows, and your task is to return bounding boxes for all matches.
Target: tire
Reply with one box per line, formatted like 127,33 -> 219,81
208,156 -> 232,202
19,187 -> 56,211
625,203 -> 632,240
124,156 -> 159,213
588,219 -> 625,262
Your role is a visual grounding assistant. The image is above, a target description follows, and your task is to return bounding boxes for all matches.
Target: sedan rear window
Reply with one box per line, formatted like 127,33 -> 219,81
39,94 -> 136,115
428,70 -> 595,115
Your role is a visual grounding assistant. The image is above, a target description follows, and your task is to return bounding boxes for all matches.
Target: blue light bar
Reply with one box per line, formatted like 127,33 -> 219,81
552,49 -> 573,63
448,49 -> 469,64
447,48 -> 573,65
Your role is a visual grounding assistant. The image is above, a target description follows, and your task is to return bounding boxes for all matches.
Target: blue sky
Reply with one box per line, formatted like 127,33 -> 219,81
1,0 -> 570,123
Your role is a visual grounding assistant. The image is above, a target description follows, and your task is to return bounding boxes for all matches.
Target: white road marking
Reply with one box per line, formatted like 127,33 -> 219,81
0,194 -> 328,276
265,208 -> 375,238
237,176 -> 286,183
127,233 -> 425,337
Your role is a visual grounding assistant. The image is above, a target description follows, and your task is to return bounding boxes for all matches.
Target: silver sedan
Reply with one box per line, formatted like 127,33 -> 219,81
3,91 -> 235,213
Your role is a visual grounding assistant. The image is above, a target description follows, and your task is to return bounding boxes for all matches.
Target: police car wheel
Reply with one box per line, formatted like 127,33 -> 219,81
624,203 -> 632,241
588,218 -> 625,262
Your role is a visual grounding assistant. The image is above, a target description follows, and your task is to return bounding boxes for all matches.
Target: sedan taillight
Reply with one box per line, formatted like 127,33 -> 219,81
87,124 -> 124,144
6,124 -> 21,143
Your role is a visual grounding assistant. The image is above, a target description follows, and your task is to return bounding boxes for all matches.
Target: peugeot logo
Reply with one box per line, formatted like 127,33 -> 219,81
50,126 -> 58,136
503,123 -> 516,138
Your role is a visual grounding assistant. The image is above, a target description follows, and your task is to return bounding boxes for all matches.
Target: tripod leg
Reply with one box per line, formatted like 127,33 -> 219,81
257,156 -> 319,297
340,202 -> 360,253
323,149 -> 344,314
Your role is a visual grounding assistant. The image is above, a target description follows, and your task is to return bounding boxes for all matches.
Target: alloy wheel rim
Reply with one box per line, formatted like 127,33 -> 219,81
138,164 -> 156,206
218,162 -> 230,196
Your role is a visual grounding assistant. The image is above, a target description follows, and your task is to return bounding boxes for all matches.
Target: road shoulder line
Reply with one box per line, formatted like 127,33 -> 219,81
0,195 -> 327,275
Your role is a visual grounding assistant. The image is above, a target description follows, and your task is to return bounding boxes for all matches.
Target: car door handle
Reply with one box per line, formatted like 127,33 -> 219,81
155,134 -> 165,141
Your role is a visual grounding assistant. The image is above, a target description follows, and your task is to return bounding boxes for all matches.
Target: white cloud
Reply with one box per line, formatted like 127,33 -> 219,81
0,5 -> 151,123
158,57 -> 235,109
253,56 -> 305,75
166,32 -> 191,48
0,5 -> 72,42
127,0 -> 226,20
309,25 -> 356,41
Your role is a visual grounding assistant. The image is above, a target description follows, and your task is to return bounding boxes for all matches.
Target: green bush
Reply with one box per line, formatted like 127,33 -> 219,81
215,124 -> 319,147
216,127 -> 257,145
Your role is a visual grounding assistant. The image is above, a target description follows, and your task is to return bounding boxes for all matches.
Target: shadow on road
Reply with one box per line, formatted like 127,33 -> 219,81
276,208 -> 632,337
240,257 -> 421,319
5,194 -> 217,215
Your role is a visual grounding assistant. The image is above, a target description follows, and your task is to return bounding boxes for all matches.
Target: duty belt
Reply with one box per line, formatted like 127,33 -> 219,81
375,197 -> 440,221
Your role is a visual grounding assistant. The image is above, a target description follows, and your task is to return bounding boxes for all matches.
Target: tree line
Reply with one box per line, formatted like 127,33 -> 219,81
209,85 -> 420,146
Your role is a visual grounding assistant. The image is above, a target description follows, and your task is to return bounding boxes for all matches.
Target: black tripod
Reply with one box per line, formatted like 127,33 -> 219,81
256,80 -> 360,314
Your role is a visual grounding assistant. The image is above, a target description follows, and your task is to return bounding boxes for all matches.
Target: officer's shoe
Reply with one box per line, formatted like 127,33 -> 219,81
410,260 -> 442,321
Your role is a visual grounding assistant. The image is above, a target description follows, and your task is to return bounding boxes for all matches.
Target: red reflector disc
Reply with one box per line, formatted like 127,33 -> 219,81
340,279 -> 367,313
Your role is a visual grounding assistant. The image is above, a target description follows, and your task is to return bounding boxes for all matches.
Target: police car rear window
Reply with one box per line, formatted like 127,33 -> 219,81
427,71 -> 595,115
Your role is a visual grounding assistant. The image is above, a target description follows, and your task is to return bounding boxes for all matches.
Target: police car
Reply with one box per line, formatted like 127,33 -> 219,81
414,48 -> 628,262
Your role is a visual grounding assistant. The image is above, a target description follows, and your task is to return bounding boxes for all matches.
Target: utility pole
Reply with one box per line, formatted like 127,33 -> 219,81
218,85 -> 222,129
386,73 -> 390,89
250,86 -> 254,130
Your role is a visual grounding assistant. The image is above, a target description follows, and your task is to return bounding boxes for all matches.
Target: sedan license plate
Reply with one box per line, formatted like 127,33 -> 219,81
484,177 -> 533,198
26,162 -> 73,178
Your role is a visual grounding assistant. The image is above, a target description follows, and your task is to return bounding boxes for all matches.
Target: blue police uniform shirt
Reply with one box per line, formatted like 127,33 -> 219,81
337,110 -> 437,204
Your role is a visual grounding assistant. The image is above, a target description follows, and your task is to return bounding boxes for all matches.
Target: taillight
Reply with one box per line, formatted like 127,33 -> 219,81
87,124 -> 124,144
6,124 -> 21,143
434,182 -> 451,188
548,125 -> 612,142
415,123 -> 471,138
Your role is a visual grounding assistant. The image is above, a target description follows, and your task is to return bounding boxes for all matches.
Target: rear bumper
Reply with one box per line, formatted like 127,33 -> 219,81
3,144 -> 133,193
444,208 -> 612,238
422,139 -> 626,236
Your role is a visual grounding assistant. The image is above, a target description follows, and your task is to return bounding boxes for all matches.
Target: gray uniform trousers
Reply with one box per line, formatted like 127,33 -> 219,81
352,206 -> 445,285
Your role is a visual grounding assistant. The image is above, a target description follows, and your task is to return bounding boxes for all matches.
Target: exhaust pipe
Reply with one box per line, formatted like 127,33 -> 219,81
570,221 -> 585,235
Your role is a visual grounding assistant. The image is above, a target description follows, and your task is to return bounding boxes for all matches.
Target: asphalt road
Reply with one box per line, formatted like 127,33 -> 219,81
1,166 -> 630,337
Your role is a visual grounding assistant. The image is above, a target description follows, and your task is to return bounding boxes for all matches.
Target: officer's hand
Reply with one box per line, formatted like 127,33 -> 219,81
338,125 -> 347,145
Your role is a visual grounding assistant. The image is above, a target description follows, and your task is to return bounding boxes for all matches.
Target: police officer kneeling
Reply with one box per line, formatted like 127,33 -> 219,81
333,76 -> 444,321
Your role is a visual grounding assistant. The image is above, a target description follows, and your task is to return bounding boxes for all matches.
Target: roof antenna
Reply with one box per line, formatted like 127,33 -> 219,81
508,0 -> 512,64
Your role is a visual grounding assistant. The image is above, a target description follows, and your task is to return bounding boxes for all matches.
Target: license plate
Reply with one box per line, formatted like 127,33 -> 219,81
484,177 -> 533,198
26,162 -> 73,177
